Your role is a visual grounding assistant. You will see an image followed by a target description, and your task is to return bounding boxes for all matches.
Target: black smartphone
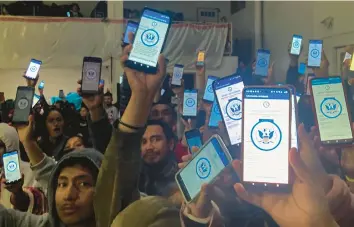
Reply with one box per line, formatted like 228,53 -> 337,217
2,151 -> 22,184
185,129 -> 203,153
81,57 -> 102,95
12,86 -> 35,125
125,8 -> 172,74
123,20 -> 139,45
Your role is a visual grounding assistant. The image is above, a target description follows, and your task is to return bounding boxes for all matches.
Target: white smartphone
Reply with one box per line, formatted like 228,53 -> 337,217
255,49 -> 271,77
203,75 -> 218,102
213,74 -> 244,145
242,86 -> 291,191
3,151 -> 22,183
183,89 -> 198,117
171,64 -> 184,87
290,34 -> 302,56
308,40 -> 323,67
25,59 -> 42,80
310,76 -> 354,145
175,135 -> 232,203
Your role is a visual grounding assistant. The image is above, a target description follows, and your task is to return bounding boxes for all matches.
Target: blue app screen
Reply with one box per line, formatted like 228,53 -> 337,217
183,90 -> 198,117
203,76 -> 218,102
124,22 -> 138,44
208,99 -> 222,127
255,49 -> 270,77
308,40 -> 322,67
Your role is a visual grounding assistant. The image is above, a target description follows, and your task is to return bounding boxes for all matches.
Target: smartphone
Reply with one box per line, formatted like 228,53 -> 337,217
242,86 -> 291,190
32,94 -> 40,108
66,12 -> 70,17
185,129 -> 203,152
306,74 -> 315,95
290,34 -> 302,56
287,85 -> 299,149
2,151 -> 22,183
123,20 -> 139,45
99,79 -> 105,86
213,74 -> 244,145
175,135 -> 232,203
255,49 -> 271,77
12,86 -> 34,124
310,76 -> 353,145
171,64 -> 184,87
203,75 -> 218,102
183,89 -> 198,117
208,99 -> 222,128
38,80 -> 45,90
308,40 -> 323,67
298,62 -> 306,75
125,8 -> 171,74
59,90 -> 65,99
196,51 -> 205,67
81,57 -> 102,94
25,59 -> 42,80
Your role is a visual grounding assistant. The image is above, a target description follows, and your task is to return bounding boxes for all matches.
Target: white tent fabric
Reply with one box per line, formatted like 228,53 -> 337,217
0,17 -> 229,99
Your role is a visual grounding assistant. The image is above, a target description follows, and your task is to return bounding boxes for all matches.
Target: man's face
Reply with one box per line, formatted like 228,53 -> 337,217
55,164 -> 95,226
150,104 -> 175,128
141,125 -> 174,164
104,96 -> 112,106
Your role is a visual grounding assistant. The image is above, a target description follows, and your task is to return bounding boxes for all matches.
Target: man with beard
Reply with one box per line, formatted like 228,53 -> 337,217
103,91 -> 120,125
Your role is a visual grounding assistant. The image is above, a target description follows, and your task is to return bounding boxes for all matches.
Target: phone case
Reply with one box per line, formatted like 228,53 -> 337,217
12,86 -> 35,124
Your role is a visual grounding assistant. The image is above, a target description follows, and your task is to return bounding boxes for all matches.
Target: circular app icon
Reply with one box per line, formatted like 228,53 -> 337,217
6,161 -> 17,172
310,49 -> 320,58
226,98 -> 242,120
196,158 -> 211,179
185,98 -> 195,107
292,41 -> 300,49
86,69 -> 97,80
207,85 -> 213,93
263,101 -> 270,108
257,58 -> 267,67
152,21 -> 158,27
30,66 -> 37,72
251,119 -> 282,151
141,29 -> 159,47
325,85 -> 330,90
17,98 -> 29,110
320,97 -> 342,119
213,104 -> 220,115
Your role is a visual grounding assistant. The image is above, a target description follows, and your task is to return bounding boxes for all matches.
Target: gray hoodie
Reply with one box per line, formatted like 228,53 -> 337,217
0,148 -> 103,227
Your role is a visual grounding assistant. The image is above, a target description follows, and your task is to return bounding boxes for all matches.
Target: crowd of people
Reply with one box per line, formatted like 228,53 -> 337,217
1,24 -> 354,227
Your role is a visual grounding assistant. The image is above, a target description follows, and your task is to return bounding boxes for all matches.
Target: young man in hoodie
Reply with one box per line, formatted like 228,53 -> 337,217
0,148 -> 103,227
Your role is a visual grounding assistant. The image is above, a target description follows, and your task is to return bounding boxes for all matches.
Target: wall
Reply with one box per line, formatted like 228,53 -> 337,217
123,1 -> 231,22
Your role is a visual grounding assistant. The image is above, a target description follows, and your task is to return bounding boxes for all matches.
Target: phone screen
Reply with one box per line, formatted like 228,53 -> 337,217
171,64 -> 184,86
298,62 -> 306,75
13,87 -> 34,123
290,34 -> 302,55
128,9 -> 170,68
82,61 -> 101,93
176,136 -> 231,202
32,94 -> 40,108
208,99 -> 222,128
203,76 -> 218,102
38,81 -> 45,90
255,49 -> 271,77
311,77 -> 353,144
123,22 -> 139,44
243,87 -> 291,185
25,59 -> 42,80
288,86 -> 298,149
214,75 -> 244,145
308,40 -> 322,67
3,151 -> 21,183
183,89 -> 198,117
185,130 -> 203,151
196,51 -> 205,66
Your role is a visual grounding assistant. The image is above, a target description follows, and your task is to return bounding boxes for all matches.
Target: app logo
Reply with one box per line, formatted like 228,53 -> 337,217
30,65 -> 37,72
185,98 -> 196,107
141,29 -> 159,47
17,98 -> 29,110
207,85 -> 213,93
196,157 -> 211,179
257,58 -> 268,67
292,40 -> 300,49
263,101 -> 270,108
213,104 -> 220,115
226,98 -> 242,120
251,119 -> 282,151
174,70 -> 182,79
86,69 -> 97,80
320,97 -> 342,118
310,48 -> 320,58
6,161 -> 17,172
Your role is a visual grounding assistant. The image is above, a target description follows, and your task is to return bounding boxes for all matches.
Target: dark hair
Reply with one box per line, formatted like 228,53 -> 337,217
72,3 -> 80,10
34,107 -> 64,139
152,102 -> 177,121
146,120 -> 176,142
104,92 -> 112,97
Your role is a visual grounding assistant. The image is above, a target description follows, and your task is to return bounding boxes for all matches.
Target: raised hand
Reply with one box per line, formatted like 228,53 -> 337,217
76,79 -> 104,111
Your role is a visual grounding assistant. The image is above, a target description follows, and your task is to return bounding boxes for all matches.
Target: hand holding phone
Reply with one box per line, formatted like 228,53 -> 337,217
12,86 -> 35,125
242,86 -> 291,191
185,129 -> 203,153
255,49 -> 271,77
25,59 -> 42,80
2,151 -> 22,184
81,57 -> 102,95
175,135 -> 232,203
